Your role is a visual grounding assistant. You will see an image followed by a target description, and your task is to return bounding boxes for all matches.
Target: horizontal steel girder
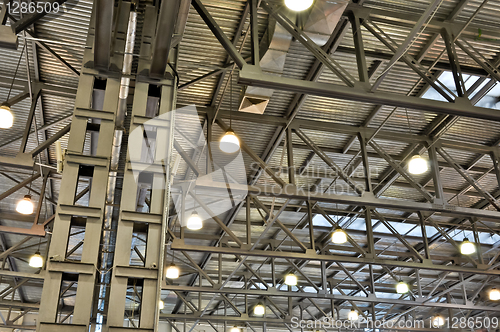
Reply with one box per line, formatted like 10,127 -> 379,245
238,65 -> 500,122
189,106 -> 497,155
189,180 -> 500,221
171,239 -> 496,276
161,285 -> 500,312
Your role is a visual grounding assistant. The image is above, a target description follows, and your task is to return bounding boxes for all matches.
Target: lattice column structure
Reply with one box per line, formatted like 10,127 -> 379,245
37,3 -> 133,332
105,4 -> 176,332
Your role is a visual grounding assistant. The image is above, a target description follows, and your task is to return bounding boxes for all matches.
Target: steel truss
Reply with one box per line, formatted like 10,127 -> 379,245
165,1 -> 500,332
0,0 -> 499,331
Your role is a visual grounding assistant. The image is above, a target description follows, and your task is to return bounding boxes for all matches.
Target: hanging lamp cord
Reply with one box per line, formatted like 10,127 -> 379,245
230,73 -> 233,129
6,44 -> 26,103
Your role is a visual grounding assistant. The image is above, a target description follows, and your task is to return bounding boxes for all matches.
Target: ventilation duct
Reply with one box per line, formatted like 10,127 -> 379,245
239,0 -> 348,115
302,0 -> 349,46
239,16 -> 293,114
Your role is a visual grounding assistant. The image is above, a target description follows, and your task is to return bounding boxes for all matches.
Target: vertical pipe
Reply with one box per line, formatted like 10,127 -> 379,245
246,195 -> 251,245
286,127 -> 295,185
307,201 -> 315,250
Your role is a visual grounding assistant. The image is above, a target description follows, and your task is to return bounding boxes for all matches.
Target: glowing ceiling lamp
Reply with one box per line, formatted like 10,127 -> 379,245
254,303 -> 265,316
432,315 -> 445,327
460,238 -> 476,255
29,252 -> 43,268
408,155 -> 428,175
159,300 -> 165,310
284,274 -> 298,286
186,211 -> 203,230
285,0 -> 314,11
166,263 -> 180,279
331,229 -> 348,244
0,105 -> 13,129
348,309 -> 359,321
219,129 -> 240,153
489,288 -> 500,301
396,281 -> 409,294
16,194 -> 34,215
230,327 -> 241,332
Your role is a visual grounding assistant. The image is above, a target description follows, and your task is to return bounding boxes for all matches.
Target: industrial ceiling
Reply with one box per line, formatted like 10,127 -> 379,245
0,0 -> 499,331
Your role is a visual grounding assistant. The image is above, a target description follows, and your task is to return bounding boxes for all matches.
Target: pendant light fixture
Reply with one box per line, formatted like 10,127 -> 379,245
16,194 -> 34,215
29,238 -> 44,268
396,281 -> 409,294
17,170 -> 35,215
187,190 -> 203,230
1,45 -> 25,130
0,105 -> 13,129
29,252 -> 43,268
331,228 -> 347,244
186,211 -> 203,230
230,326 -> 241,332
408,155 -> 429,175
285,0 -> 314,11
220,74 -> 240,154
460,238 -> 476,255
489,288 -> 500,301
166,263 -> 180,279
166,251 -> 180,279
254,303 -> 265,316
348,309 -> 359,321
432,315 -> 445,327
404,109 -> 428,175
284,273 -> 298,286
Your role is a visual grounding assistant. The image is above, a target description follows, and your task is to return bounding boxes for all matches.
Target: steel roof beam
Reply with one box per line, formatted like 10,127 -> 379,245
0,172 -> 41,202
150,0 -> 181,78
30,123 -> 70,158
162,284 -> 500,312
347,3 -> 497,40
191,107 -> 497,155
93,0 -> 114,70
370,0 -> 443,92
363,21 -> 455,102
238,65 -> 500,122
192,180 -> 500,221
171,239 -> 498,277
192,0 -> 246,69
3,90 -> 29,107
0,114 -> 71,151
5,14 -> 80,76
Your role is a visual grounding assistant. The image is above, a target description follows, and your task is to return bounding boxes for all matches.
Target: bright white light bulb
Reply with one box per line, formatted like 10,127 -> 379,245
16,195 -> 34,215
166,264 -> 180,279
0,105 -> 13,129
348,310 -> 359,321
285,0 -> 314,11
460,238 -> 476,255
396,281 -> 409,294
331,229 -> 348,244
432,315 -> 445,327
187,211 -> 203,230
489,288 -> 500,301
231,326 -> 240,332
254,304 -> 265,316
29,252 -> 43,268
219,129 -> 240,153
159,300 -> 165,310
408,155 -> 428,175
285,274 -> 298,286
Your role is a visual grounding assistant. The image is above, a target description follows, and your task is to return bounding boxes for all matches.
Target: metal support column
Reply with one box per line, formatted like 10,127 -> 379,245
37,5 -> 128,331
105,4 -> 175,331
